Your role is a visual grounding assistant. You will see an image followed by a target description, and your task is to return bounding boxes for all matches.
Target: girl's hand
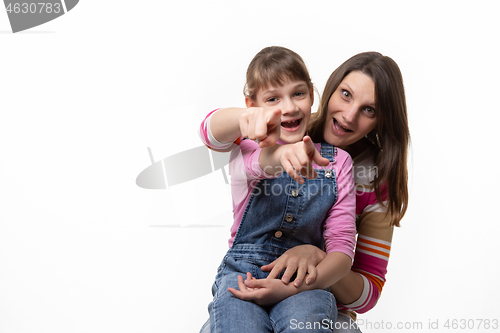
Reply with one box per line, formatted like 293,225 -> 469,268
279,136 -> 330,184
261,244 -> 327,287
239,108 -> 281,148
227,272 -> 297,306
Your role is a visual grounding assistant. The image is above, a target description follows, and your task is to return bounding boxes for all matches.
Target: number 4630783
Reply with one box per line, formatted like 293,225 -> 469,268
6,3 -> 62,14
444,319 -> 498,330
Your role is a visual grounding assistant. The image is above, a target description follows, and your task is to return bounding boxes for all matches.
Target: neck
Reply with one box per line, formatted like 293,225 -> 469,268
343,139 -> 372,159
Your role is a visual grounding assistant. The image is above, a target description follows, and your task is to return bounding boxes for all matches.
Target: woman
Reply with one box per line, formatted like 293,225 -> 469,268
201,51 -> 409,332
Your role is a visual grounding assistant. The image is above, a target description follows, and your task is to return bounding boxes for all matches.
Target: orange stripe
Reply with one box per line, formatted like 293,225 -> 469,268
354,270 -> 385,293
359,237 -> 391,251
203,143 -> 217,151
357,244 -> 390,258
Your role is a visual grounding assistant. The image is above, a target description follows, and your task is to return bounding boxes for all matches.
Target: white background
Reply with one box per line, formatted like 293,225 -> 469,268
1,1 -> 499,332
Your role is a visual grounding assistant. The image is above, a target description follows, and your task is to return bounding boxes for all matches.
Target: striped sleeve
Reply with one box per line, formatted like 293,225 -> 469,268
199,109 -> 241,151
338,184 -> 394,314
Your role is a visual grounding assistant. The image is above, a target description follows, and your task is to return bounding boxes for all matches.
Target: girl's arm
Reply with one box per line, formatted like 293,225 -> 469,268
258,136 -> 329,182
228,251 -> 352,307
263,244 -> 364,304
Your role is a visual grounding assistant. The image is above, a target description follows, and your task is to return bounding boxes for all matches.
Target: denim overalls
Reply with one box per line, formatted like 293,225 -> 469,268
209,143 -> 339,333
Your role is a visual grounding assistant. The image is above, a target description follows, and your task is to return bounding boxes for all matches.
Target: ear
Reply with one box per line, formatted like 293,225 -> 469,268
245,96 -> 255,108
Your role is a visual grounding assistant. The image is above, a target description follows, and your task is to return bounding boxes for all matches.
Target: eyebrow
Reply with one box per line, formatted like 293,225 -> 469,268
343,83 -> 354,94
262,88 -> 278,95
262,83 -> 308,95
342,83 -> 376,108
293,82 -> 309,90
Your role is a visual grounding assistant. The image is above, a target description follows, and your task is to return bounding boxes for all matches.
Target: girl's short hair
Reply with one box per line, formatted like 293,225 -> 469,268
244,46 -> 312,100
309,52 -> 410,227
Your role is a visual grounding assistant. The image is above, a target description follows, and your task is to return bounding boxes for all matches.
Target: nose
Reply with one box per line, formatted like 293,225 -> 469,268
342,105 -> 358,125
281,97 -> 299,115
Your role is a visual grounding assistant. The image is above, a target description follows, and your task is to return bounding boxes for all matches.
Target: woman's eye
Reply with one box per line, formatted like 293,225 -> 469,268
364,107 -> 376,116
341,90 -> 351,99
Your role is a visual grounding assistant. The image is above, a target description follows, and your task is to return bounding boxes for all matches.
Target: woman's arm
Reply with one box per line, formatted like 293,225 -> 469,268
260,245 -> 359,297
336,208 -> 394,313
228,251 -> 352,306
209,107 -> 247,144
200,109 -> 235,152
329,270 -> 364,305
244,204 -> 394,312
261,244 -> 327,286
296,251 -> 352,290
207,107 -> 282,147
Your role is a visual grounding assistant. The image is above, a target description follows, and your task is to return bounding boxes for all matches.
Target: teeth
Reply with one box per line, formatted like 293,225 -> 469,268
281,119 -> 301,128
335,119 -> 351,131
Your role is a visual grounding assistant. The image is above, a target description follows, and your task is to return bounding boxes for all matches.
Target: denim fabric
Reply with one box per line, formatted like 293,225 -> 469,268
200,310 -> 362,333
333,313 -> 363,333
207,143 -> 339,333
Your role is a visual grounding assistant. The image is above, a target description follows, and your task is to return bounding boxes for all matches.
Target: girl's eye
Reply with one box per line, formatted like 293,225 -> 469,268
341,90 -> 351,99
266,97 -> 278,103
294,92 -> 305,97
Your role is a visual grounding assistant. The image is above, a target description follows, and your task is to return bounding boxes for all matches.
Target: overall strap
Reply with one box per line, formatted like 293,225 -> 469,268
320,142 -> 337,163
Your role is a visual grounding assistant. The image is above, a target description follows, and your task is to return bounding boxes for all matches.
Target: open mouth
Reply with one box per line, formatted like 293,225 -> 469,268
333,118 -> 352,133
281,119 -> 302,131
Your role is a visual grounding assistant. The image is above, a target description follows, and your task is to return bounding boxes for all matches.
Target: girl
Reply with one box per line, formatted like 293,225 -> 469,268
200,46 -> 357,333
201,51 -> 410,333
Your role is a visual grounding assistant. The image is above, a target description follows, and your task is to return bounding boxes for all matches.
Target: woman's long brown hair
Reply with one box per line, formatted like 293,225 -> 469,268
309,52 -> 409,227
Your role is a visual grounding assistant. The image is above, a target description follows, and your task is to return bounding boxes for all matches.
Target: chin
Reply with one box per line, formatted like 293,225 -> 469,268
324,134 -> 343,147
281,133 -> 303,144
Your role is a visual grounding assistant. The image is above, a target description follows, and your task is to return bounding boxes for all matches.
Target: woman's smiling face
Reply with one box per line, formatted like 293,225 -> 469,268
323,71 -> 378,150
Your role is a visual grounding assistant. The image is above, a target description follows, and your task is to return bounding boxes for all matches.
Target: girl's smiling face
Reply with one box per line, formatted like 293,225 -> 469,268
323,71 -> 378,151
248,79 -> 313,144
